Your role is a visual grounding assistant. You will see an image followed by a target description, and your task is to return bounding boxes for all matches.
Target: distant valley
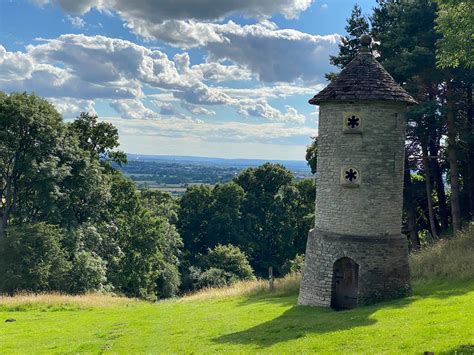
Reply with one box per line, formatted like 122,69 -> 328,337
119,154 -> 313,195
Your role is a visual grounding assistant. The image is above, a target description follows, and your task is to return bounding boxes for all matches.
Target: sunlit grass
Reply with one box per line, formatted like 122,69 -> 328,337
1,229 -> 473,353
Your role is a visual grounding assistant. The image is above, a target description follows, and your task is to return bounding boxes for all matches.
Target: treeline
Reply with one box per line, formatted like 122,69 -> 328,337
308,0 -> 473,248
0,93 -> 312,298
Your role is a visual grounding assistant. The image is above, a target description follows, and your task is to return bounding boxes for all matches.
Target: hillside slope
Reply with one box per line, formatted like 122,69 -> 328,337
1,230 -> 474,354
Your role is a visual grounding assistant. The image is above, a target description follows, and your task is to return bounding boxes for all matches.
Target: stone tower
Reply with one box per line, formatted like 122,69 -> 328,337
298,35 -> 417,310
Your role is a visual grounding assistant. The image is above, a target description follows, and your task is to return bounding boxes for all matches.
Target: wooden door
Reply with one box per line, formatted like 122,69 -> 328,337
331,257 -> 359,310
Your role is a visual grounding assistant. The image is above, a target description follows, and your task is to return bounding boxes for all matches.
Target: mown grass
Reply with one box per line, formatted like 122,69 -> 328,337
1,229 -> 474,354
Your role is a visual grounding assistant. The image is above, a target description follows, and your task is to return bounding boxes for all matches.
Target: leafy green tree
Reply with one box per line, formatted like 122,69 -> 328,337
0,223 -> 71,293
68,112 -> 127,166
140,189 -> 179,224
177,185 -> 213,256
305,137 -> 318,175
205,183 -> 244,247
325,4 -> 370,81
0,92 -> 63,236
234,163 -> 295,276
434,0 -> 474,69
69,251 -> 108,293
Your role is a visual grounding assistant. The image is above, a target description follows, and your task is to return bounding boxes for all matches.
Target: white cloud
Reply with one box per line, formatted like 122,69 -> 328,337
0,45 -> 34,80
47,97 -> 96,116
103,116 -> 315,143
110,99 -> 158,120
66,15 -> 86,28
180,101 -> 216,116
0,34 -> 318,123
34,0 -> 313,20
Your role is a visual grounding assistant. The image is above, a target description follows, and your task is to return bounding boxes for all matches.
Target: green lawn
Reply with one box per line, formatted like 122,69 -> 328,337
1,280 -> 473,354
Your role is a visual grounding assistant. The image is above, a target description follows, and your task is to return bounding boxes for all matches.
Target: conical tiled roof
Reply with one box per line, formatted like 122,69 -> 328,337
309,37 -> 417,105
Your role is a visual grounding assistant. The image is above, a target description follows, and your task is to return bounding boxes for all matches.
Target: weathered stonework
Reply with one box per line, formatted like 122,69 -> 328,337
298,229 -> 411,307
298,37 -> 415,309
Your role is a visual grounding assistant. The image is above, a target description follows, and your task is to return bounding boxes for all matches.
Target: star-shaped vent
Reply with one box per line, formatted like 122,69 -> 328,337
345,168 -> 358,182
347,115 -> 360,129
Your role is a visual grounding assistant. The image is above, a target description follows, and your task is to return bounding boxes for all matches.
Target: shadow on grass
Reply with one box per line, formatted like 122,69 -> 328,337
214,281 -> 473,348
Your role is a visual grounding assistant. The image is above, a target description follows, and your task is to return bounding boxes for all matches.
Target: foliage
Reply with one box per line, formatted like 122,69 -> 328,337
234,163 -> 300,276
434,0 -> 474,69
0,223 -> 70,293
330,4 -> 370,69
305,137 -> 318,174
287,253 -> 305,274
325,4 -> 370,80
200,244 -> 255,281
188,267 -> 233,289
69,251 -> 108,294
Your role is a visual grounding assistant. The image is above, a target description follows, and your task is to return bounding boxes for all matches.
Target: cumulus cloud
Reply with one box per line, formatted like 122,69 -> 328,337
31,0 -> 338,84
124,19 -> 340,83
104,116 -> 315,143
66,15 -> 86,28
34,0 -> 313,20
0,34 -> 315,123
110,99 -> 158,120
180,101 -> 216,116
47,97 -> 96,116
0,45 -> 34,80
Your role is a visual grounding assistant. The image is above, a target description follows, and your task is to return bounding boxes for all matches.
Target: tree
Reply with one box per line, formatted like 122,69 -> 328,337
177,185 -> 213,257
325,4 -> 370,81
234,163 -> 295,276
205,183 -> 244,247
305,137 -> 318,175
0,92 -> 63,237
68,112 -> 127,167
434,0 -> 474,69
0,223 -> 70,293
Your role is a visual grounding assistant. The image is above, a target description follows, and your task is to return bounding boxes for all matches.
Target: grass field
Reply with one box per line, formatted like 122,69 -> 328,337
1,277 -> 473,354
1,229 -> 474,354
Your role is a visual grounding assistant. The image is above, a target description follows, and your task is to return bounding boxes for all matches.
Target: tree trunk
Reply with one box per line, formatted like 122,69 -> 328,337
466,82 -> 474,218
404,156 -> 420,250
428,137 -> 449,231
446,82 -> 462,234
421,141 -> 439,240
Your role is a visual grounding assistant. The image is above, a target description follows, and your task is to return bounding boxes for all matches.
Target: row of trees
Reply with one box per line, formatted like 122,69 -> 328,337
310,0 -> 473,248
0,93 -> 312,297
177,165 -> 314,284
0,93 -> 182,299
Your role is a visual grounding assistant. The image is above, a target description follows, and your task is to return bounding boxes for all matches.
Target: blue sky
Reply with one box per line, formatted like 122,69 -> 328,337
0,0 -> 377,160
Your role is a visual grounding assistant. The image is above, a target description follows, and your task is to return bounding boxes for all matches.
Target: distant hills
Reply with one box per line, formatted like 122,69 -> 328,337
127,154 -> 310,172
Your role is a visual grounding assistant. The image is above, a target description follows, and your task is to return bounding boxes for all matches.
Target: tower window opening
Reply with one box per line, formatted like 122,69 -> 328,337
347,115 -> 360,129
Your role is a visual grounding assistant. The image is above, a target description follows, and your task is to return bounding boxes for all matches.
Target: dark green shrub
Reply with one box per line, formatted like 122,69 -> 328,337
0,223 -> 71,293
189,266 -> 232,289
200,244 -> 255,281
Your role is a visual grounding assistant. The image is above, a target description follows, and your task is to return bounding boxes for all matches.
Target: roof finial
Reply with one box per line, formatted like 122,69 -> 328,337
360,34 -> 372,53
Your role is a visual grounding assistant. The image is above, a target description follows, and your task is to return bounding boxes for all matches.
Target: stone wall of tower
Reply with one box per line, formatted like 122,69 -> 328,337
298,100 -> 412,308
315,101 -> 407,236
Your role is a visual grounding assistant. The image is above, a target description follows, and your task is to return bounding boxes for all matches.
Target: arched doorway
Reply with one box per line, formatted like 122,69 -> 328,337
331,257 -> 359,310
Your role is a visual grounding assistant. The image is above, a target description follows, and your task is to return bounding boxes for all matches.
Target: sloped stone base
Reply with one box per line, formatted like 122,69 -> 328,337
298,228 -> 411,308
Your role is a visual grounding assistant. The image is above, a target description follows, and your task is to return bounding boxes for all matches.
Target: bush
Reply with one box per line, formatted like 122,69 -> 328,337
286,253 -> 305,274
189,266 -> 233,289
0,223 -> 71,293
69,251 -> 108,293
156,261 -> 181,298
189,244 -> 255,291
200,244 -> 255,281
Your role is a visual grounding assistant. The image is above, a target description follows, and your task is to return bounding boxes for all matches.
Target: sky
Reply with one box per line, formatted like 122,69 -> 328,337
0,0 -> 377,160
